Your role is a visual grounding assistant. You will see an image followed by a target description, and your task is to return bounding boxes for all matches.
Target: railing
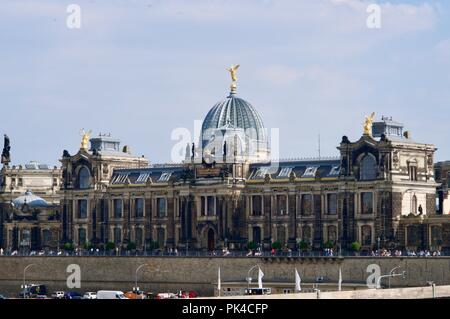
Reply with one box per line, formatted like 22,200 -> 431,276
0,249 -> 448,258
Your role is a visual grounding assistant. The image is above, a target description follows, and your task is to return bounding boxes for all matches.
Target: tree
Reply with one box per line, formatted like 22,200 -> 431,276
83,241 -> 93,250
106,242 -> 116,251
247,241 -> 257,250
323,241 -> 334,249
271,241 -> 282,250
126,242 -> 136,251
64,242 -> 74,251
298,240 -> 309,251
351,241 -> 361,252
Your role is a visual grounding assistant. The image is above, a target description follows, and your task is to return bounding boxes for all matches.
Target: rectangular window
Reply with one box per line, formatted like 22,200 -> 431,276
301,194 -> 313,215
277,195 -> 287,215
361,192 -> 374,214
207,196 -> 215,216
78,228 -> 86,245
135,198 -> 144,218
135,228 -> 143,247
201,196 -> 206,216
114,199 -> 123,218
409,166 -> 418,181
78,200 -> 88,219
327,194 -> 337,215
18,178 -> 23,186
252,196 -> 262,216
114,227 -> 121,244
157,198 -> 167,217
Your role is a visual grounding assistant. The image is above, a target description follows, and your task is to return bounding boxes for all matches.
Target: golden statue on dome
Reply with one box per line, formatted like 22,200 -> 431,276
79,129 -> 92,150
227,64 -> 240,93
363,112 -> 375,136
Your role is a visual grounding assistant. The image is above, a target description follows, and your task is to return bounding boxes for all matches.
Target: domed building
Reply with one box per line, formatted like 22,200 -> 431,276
12,190 -> 49,208
200,91 -> 270,163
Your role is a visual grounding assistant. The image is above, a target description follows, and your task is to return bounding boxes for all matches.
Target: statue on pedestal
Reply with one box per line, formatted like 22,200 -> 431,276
1,134 -> 11,165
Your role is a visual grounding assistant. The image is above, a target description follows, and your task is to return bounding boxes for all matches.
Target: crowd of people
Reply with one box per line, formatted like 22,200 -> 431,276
370,248 -> 442,257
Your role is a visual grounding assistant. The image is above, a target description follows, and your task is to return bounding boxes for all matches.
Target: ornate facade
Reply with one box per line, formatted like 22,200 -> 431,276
57,84 -> 450,252
0,162 -> 61,250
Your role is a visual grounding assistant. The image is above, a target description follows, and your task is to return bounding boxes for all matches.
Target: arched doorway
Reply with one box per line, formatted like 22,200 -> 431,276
207,229 -> 215,251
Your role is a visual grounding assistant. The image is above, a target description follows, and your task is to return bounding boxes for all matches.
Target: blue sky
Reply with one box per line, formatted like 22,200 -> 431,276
1,0 -> 449,166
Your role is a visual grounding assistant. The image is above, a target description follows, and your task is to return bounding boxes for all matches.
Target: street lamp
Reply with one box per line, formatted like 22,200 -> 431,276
388,266 -> 401,289
135,263 -> 149,296
246,265 -> 261,289
23,263 -> 36,298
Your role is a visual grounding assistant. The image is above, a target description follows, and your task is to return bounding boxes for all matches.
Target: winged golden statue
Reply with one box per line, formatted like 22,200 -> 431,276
227,64 -> 240,92
80,129 -> 92,150
363,112 -> 376,136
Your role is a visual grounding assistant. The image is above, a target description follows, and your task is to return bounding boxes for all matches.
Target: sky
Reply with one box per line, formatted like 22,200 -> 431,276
0,0 -> 449,166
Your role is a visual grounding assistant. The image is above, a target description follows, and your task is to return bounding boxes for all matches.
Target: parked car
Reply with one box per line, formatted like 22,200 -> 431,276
178,291 -> 198,298
155,292 -> 177,299
83,292 -> 97,299
64,291 -> 83,299
51,291 -> 65,299
0,294 -> 6,299
96,290 -> 128,299
124,290 -> 146,299
18,284 -> 47,298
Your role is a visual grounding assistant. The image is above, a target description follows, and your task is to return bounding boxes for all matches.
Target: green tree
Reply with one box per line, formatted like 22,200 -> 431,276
106,242 -> 116,251
64,242 -> 74,251
126,242 -> 137,251
271,241 -> 282,250
323,241 -> 334,249
83,241 -> 93,250
247,241 -> 257,250
351,241 -> 361,252
298,240 -> 309,251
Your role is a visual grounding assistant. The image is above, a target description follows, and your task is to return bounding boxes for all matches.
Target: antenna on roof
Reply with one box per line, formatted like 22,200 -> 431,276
318,134 -> 321,160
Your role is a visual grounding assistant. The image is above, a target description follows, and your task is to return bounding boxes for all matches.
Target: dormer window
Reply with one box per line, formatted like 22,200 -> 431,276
278,167 -> 292,178
136,173 -> 150,183
253,167 -> 269,179
302,166 -> 318,178
112,173 -> 129,184
329,165 -> 340,176
158,172 -> 172,182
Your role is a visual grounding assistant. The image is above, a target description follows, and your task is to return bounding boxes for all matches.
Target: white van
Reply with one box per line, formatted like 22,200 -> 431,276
96,290 -> 128,299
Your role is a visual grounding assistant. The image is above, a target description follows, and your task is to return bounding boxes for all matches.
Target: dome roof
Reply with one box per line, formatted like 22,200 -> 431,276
201,93 -> 267,146
12,190 -> 49,208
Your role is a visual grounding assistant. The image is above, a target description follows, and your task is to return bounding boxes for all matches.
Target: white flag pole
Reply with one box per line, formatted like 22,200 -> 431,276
338,267 -> 342,292
295,268 -> 301,293
258,267 -> 264,289
218,267 -> 221,296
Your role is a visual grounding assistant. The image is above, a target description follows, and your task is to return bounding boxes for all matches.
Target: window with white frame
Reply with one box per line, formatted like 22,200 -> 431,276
278,167 -> 292,178
302,166 -> 318,178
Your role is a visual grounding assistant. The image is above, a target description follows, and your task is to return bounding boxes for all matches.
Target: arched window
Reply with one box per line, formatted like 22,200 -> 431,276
360,154 -> 377,180
78,167 -> 90,189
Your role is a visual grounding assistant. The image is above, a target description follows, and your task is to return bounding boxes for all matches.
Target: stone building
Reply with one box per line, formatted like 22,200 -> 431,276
435,161 -> 450,215
0,161 -> 61,250
59,78 -> 450,252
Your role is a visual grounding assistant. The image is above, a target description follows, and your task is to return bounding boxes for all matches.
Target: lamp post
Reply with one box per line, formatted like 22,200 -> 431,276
388,266 -> 401,289
246,264 -> 260,289
23,263 -> 36,298
135,263 -> 149,296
